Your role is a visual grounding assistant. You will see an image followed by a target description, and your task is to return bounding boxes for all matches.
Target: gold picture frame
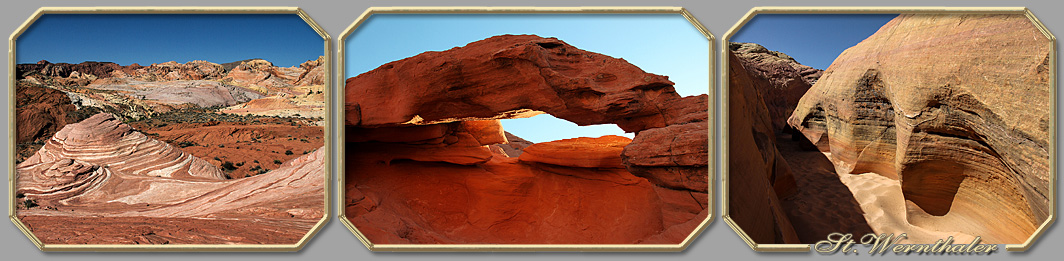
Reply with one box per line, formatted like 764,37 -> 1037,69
336,6 -> 714,252
721,6 -> 1056,252
7,6 -> 333,251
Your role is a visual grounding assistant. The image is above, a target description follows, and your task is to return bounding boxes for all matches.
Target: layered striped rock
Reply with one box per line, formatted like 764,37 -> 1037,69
16,112 -> 323,227
788,14 -> 1051,243
21,113 -> 228,180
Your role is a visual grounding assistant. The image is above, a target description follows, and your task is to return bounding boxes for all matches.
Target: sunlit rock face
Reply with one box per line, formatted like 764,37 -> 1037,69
345,34 -> 709,244
344,34 -> 682,132
788,14 -> 1051,243
16,113 -> 325,244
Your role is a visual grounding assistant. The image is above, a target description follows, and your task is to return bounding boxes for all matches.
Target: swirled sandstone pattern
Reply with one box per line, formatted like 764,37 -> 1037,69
16,113 -> 325,244
788,14 -> 1050,243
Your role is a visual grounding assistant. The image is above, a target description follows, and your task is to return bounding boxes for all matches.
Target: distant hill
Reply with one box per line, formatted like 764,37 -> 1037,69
221,58 -> 266,72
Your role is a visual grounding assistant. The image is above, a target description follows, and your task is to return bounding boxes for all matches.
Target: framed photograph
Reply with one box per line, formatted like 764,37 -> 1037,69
723,7 -> 1055,253
338,7 -> 713,251
9,7 -> 331,251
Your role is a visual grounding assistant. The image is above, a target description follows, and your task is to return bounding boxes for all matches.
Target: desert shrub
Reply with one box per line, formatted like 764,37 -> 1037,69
221,161 -> 237,171
274,159 -> 283,165
285,150 -> 293,155
22,199 -> 38,209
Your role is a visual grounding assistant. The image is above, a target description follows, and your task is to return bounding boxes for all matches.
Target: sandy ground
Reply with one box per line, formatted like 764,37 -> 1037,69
833,157 -> 978,243
778,131 -> 978,243
776,133 -> 873,243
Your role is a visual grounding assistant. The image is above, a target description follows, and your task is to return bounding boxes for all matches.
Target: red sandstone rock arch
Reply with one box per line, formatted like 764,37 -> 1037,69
342,32 -> 710,248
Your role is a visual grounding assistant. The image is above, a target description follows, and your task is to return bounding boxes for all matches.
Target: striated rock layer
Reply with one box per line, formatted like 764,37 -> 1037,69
788,14 -> 1051,243
16,113 -> 325,245
21,113 -> 228,180
346,35 -> 709,244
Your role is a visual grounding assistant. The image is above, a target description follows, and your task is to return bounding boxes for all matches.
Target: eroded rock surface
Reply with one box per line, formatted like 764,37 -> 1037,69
16,113 -> 325,245
788,14 -> 1050,243
727,51 -> 802,244
345,35 -> 682,132
345,35 -> 709,244
730,42 -> 822,130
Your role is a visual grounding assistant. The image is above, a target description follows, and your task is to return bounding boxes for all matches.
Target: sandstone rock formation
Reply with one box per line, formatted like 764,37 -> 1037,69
16,60 -> 141,80
21,113 -> 228,180
17,57 -> 326,122
345,35 -> 682,132
786,14 -> 1051,244
727,51 -> 801,244
729,42 -> 879,244
730,42 -> 822,130
15,84 -> 86,149
345,35 -> 708,244
87,79 -> 264,108
16,113 -> 325,245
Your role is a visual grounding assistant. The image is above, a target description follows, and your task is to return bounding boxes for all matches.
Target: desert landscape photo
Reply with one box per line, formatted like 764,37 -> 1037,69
343,14 -> 711,245
12,12 -> 327,246
727,13 -> 1052,245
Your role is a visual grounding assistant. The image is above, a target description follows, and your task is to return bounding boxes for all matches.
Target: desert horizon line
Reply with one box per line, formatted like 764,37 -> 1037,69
18,56 -> 325,68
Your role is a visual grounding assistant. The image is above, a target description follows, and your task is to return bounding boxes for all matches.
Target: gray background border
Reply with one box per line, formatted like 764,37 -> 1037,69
2,0 -> 1059,260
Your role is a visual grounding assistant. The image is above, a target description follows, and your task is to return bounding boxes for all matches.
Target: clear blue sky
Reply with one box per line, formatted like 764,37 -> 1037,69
346,14 -> 709,143
17,14 -> 322,67
731,14 -> 897,70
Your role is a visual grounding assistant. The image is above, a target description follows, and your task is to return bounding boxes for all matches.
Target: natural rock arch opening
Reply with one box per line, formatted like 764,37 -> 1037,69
344,35 -> 709,244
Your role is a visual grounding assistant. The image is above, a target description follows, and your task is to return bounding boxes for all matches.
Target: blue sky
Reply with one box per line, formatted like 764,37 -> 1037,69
345,14 -> 709,143
17,14 -> 322,67
731,14 -> 897,70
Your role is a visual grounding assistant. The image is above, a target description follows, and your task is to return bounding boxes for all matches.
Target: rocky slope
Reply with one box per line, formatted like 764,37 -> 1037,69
16,57 -> 326,121
787,14 -> 1050,243
345,35 -> 709,244
15,113 -> 325,245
